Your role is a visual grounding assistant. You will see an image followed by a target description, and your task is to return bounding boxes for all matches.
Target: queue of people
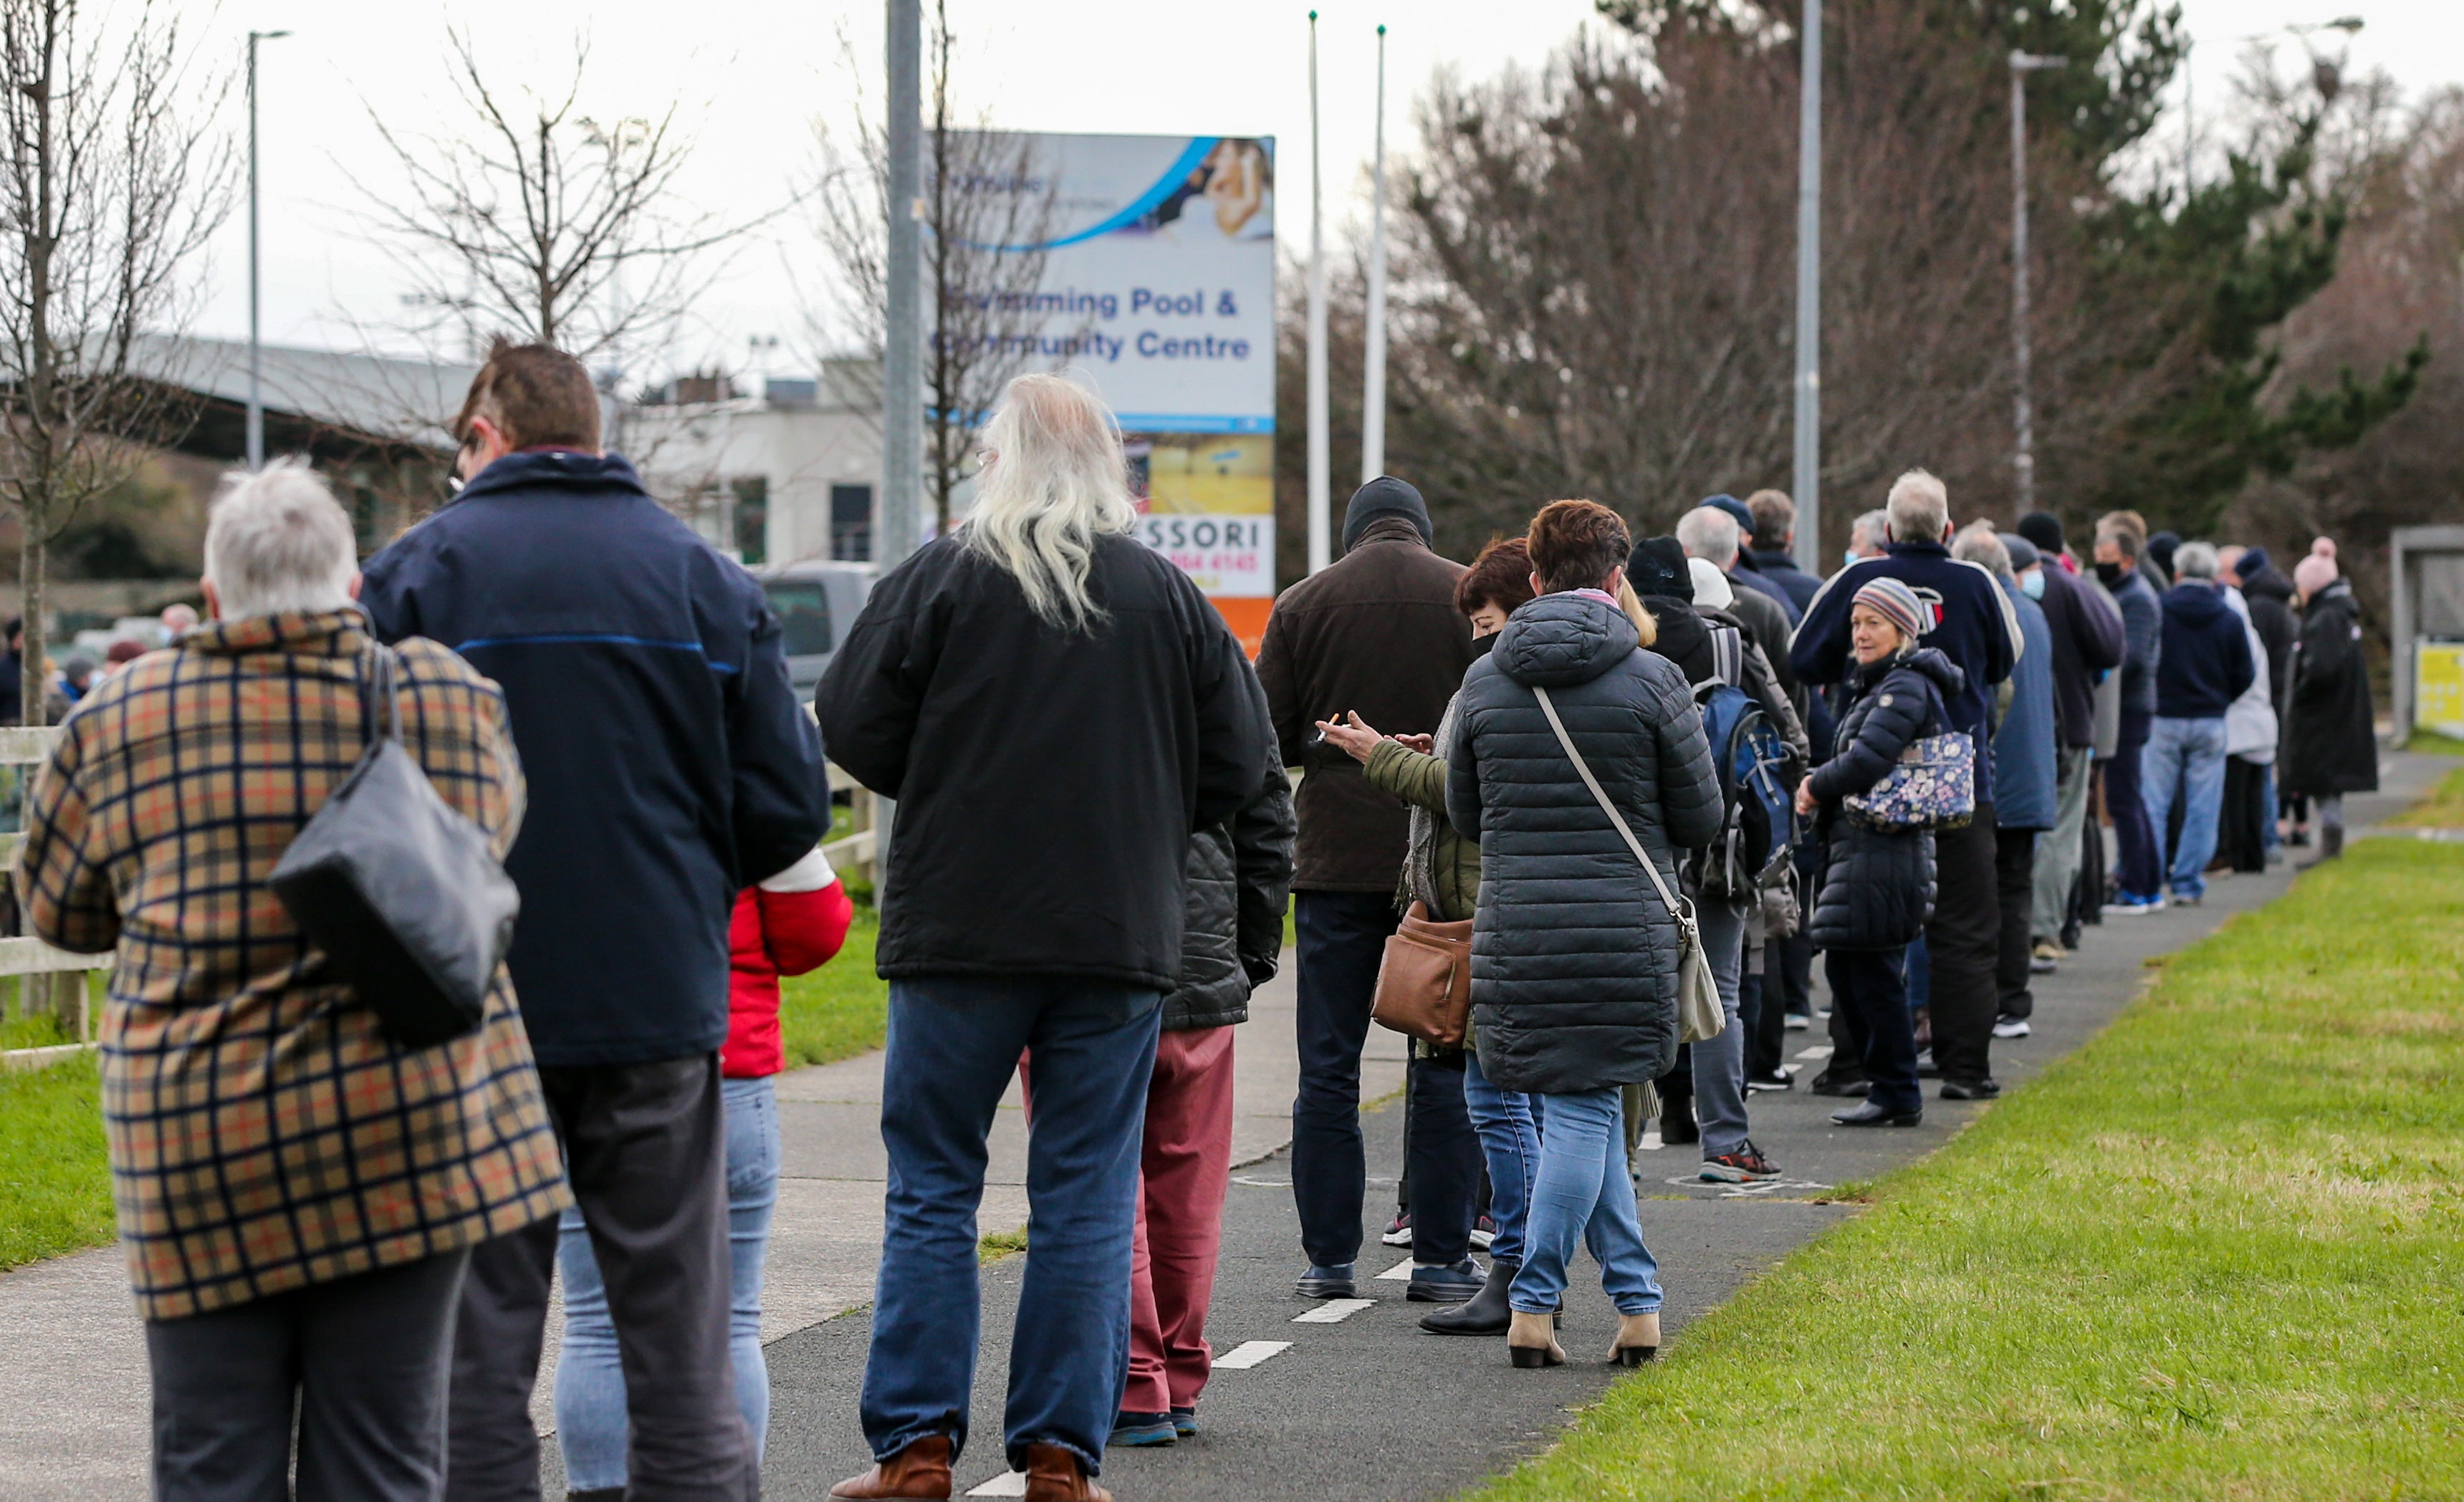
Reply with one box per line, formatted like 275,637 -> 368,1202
6,347 -> 2384,1502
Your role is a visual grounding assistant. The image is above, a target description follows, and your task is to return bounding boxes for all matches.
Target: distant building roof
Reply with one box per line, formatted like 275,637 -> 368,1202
127,334 -> 480,455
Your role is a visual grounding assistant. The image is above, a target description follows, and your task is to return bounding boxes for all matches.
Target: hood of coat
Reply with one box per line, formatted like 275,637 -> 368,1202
1637,594 -> 1709,678
2240,564 -> 2296,605
2162,579 -> 2232,625
458,447 -> 648,504
1854,643 -> 1966,701
1494,589 -> 1642,688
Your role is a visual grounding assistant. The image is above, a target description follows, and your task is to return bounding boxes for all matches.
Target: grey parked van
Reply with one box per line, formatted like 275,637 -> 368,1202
752,561 -> 878,699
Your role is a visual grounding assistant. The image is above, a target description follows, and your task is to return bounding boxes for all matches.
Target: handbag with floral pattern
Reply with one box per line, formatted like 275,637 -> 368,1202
1843,730 -> 1975,833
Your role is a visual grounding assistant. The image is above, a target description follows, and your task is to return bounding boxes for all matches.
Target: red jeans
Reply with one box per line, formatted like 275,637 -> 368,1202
1122,1024 -> 1237,1415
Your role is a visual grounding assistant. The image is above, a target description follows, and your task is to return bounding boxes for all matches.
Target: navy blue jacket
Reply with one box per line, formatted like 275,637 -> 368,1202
1993,579 -> 2059,831
1791,540 -> 2021,807
1745,547 -> 1821,615
2155,581 -> 2256,720
1728,557 -> 1802,625
360,451 -> 830,1067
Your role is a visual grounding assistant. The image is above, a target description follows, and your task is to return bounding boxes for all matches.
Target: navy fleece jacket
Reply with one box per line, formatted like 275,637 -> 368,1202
2154,581 -> 2256,719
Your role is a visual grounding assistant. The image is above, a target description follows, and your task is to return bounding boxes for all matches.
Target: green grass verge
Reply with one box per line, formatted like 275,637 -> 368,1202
2400,728 -> 2464,756
2395,764 -> 2464,827
0,1051 -> 112,1271
1470,839 -> 2464,1501
777,902 -> 891,1069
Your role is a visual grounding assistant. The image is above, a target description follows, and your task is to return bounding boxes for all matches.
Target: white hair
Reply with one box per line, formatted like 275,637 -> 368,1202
2173,540 -> 2220,580
1851,509 -> 1890,551
203,461 -> 359,619
964,373 -> 1140,631
1884,469 -> 1950,544
1674,506 -> 1741,568
1952,521 -> 2013,582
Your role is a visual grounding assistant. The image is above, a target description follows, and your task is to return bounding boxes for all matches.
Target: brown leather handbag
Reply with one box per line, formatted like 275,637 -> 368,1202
1371,901 -> 1476,1048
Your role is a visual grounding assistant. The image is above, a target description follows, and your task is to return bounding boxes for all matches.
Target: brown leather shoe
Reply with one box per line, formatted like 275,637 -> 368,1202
1021,1442 -> 1111,1502
830,1434 -> 954,1499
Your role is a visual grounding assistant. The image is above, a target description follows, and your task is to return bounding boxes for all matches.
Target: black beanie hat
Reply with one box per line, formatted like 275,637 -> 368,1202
2016,511 -> 2064,556
2147,531 -> 2180,572
2235,547 -> 2269,580
1341,476 -> 1432,552
1626,536 -> 1692,600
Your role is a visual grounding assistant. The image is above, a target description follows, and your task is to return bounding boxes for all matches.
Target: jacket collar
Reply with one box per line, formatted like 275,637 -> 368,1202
1883,539 -> 1950,559
183,608 -> 368,659
456,448 -> 651,505
1345,516 -> 1428,553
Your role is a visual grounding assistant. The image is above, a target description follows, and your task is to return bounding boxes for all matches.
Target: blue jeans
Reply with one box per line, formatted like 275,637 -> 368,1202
554,1075 -> 780,1492
863,976 -> 1161,1477
1459,1050 -> 1539,1268
1689,899 -> 1750,1158
2143,716 -> 2229,900
2105,741 -> 2162,901
2261,764 -> 2281,854
1507,1087 -> 1660,1317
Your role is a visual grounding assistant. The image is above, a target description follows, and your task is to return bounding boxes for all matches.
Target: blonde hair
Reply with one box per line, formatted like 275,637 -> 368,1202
1614,579 -> 1661,648
964,374 -> 1140,631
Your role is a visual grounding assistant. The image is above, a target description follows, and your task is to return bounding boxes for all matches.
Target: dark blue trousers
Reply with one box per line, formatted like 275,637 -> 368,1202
1825,947 -> 1923,1115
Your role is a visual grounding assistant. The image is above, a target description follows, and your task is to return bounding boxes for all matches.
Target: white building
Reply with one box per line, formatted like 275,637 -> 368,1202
625,362 -> 883,568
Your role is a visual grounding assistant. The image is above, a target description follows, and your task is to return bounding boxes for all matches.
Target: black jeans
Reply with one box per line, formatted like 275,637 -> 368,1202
448,1054 -> 751,1502
1994,826 -> 2038,1021
1925,806 -> 2001,1087
148,1248 -> 471,1502
1292,890 -> 1477,1269
1824,948 -> 1921,1115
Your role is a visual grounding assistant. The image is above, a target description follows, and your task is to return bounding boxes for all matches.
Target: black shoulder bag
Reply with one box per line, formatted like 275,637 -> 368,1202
271,645 -> 522,1048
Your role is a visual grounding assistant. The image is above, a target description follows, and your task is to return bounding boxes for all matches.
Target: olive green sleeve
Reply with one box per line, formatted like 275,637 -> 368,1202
1364,738 -> 1449,817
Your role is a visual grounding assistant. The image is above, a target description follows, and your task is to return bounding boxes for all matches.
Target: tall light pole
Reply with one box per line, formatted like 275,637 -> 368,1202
1790,0 -> 1821,576
245,29 -> 289,472
881,0 -> 922,576
1305,11 -> 1331,573
2008,50 -> 2065,518
1359,23 -> 1389,486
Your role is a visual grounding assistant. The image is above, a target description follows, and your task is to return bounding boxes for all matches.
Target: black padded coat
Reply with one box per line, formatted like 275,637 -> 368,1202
2281,581 -> 2379,797
1445,591 -> 1723,1095
1806,648 -> 1964,953
1161,744 -> 1296,1031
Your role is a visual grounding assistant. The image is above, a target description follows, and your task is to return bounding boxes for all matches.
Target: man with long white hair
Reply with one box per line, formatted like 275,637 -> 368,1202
817,372 -> 1271,1502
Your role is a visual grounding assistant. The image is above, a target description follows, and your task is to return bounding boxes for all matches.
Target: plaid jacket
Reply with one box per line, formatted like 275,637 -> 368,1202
13,610 -> 570,1322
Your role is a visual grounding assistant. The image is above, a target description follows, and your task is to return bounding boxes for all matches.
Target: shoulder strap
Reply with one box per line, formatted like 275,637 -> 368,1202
1707,624 -> 1744,688
1531,685 -> 1696,935
358,643 -> 401,748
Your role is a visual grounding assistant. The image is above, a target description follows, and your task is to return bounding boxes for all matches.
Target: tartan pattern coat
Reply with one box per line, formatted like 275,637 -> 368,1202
12,609 -> 570,1322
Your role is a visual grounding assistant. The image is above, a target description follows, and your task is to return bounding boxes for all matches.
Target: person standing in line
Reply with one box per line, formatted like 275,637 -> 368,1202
1740,489 -> 1830,1056
2282,547 -> 2377,863
2228,547 -> 2299,860
1742,489 -> 1823,615
1694,493 -> 1802,625
815,375 -> 1269,1502
2211,559 -> 2278,874
358,341 -> 831,1502
1446,500 -> 1722,1369
2093,516 -> 2166,915
1847,509 -> 1892,564
554,852 -> 855,1498
1318,539 -> 1538,1339
14,464 -> 569,1502
2009,521 -> 2122,970
1109,725 -> 1294,1448
1797,576 -> 1958,1129
1791,470 -> 2020,1102
1952,526 -> 2056,1041
2139,541 -> 2253,906
1255,476 -> 1483,1306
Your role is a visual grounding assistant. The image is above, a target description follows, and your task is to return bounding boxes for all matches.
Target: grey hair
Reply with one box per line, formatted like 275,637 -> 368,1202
2173,540 -> 2220,580
1885,469 -> 1950,544
1674,506 -> 1741,567
1952,521 -> 2013,582
964,373 -> 1140,632
203,460 -> 359,619
1850,509 -> 1891,550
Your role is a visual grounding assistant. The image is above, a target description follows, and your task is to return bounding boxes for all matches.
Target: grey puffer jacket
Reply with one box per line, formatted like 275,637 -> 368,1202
1807,648 -> 1962,952
1162,754 -> 1297,1031
1445,591 -> 1723,1094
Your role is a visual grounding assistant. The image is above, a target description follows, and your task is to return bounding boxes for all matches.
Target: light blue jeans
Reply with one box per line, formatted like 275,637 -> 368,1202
1460,1050 -> 1540,1267
2143,716 -> 2230,900
1689,899 -> 1750,1159
1507,1087 -> 1661,1318
555,1075 -> 780,1492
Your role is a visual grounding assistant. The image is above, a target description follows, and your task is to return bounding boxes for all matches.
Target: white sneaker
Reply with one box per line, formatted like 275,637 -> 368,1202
1783,1012 -> 1811,1031
1992,1017 -> 2032,1039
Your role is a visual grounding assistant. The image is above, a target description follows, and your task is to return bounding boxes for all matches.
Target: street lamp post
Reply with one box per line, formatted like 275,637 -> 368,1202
1790,0 -> 1821,576
245,29 -> 290,472
2008,49 -> 2065,518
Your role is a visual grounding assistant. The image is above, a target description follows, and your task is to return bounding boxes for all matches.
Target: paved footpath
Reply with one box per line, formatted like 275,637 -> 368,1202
0,757 -> 2437,1500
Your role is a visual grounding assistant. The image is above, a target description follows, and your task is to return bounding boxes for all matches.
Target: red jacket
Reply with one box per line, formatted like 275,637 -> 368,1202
724,850 -> 854,1077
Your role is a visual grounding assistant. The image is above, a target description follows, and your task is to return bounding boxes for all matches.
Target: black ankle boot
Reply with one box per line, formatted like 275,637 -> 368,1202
1419,1256 -> 1515,1335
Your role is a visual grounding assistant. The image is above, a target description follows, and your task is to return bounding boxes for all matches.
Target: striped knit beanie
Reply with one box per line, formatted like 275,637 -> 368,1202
1851,574 -> 1930,644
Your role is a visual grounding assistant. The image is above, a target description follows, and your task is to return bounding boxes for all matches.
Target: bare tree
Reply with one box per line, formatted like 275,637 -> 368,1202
810,0 -> 1055,536
0,0 -> 229,723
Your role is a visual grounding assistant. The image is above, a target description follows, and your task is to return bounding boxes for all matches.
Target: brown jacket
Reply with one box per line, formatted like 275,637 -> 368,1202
1256,519 -> 1473,890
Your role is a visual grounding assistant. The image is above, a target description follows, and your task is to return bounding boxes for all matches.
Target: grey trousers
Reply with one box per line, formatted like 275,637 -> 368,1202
2031,746 -> 2096,943
1689,898 -> 1751,1159
447,1054 -> 753,1502
147,1248 -> 472,1502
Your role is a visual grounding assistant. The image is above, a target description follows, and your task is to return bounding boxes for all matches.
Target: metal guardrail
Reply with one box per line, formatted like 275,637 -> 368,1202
0,723 -> 880,1071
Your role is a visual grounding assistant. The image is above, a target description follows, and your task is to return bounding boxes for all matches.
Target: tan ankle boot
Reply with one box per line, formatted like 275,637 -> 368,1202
1022,1442 -> 1111,1502
1610,1310 -> 1662,1366
830,1434 -> 954,1499
1507,1309 -> 1566,1368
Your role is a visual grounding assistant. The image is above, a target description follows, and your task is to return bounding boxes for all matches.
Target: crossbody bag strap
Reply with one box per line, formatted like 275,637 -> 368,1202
1530,685 -> 1697,936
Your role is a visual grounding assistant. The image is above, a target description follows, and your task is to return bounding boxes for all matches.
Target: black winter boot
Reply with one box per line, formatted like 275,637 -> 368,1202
1659,1092 -> 1699,1145
1420,1257 -> 1515,1335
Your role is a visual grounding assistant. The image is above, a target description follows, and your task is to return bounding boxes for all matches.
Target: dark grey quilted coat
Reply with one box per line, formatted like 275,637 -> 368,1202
1807,648 -> 1962,952
1161,752 -> 1296,1031
1445,592 -> 1723,1094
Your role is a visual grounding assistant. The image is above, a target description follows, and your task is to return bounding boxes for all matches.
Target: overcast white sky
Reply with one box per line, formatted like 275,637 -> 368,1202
185,0 -> 2464,383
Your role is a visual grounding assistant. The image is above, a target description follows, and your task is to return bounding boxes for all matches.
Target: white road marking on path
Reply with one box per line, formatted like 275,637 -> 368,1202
1795,1045 -> 1834,1060
1375,1257 -> 1414,1281
1293,1297 -> 1376,1324
1637,1125 -> 1665,1151
967,1471 -> 1029,1496
1665,1174 -> 1836,1200
1212,1340 -> 1293,1369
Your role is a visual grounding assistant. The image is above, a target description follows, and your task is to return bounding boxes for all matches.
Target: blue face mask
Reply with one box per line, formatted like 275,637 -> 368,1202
1844,548 -> 1861,570
2020,568 -> 2046,601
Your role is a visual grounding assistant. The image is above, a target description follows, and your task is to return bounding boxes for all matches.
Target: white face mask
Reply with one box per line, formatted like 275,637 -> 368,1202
2020,567 -> 2046,600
